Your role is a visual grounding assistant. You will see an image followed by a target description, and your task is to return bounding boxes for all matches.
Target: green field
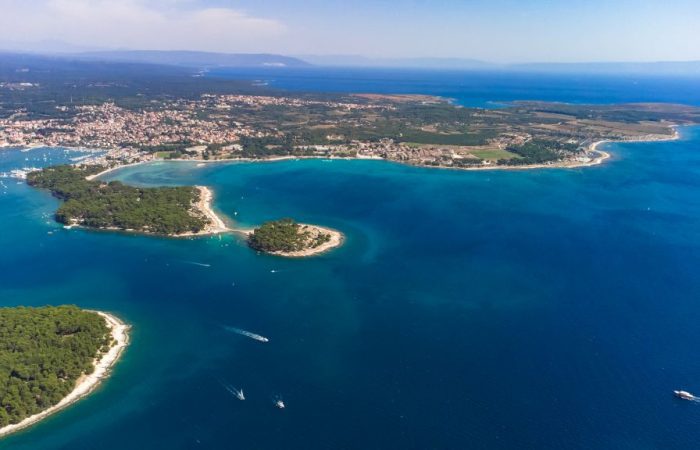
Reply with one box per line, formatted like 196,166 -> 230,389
468,148 -> 521,160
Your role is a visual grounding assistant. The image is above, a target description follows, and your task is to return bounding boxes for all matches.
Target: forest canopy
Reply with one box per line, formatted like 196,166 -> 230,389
0,306 -> 110,427
248,218 -> 331,253
27,165 -> 209,235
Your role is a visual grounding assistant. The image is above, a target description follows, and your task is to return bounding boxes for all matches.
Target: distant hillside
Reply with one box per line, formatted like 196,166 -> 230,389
3,47 -> 698,75
0,52 -> 273,116
74,51 -> 312,69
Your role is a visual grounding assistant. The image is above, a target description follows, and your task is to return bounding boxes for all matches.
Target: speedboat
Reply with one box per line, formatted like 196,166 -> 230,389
275,400 -> 285,409
674,390 -> 696,400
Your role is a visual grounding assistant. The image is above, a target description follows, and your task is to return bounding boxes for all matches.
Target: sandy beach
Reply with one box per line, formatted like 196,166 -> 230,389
277,225 -> 343,257
562,128 -> 681,170
85,161 -> 148,181
173,186 -> 231,237
169,154 -> 384,165
57,186 -> 231,239
420,128 -> 681,173
83,162 -> 231,238
87,127 -> 680,177
0,311 -> 129,439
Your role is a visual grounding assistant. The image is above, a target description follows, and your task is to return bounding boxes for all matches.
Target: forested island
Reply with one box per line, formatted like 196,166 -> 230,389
0,306 -> 128,436
247,218 -> 343,257
26,165 -> 225,236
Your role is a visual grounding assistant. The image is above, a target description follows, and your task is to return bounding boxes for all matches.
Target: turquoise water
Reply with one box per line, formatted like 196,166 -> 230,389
2,127 -> 700,448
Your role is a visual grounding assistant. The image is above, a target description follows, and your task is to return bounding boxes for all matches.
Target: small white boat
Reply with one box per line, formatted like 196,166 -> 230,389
674,390 -> 696,401
275,400 -> 285,409
222,383 -> 245,400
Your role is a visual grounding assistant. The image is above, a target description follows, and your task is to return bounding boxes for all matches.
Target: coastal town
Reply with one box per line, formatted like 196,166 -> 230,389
2,91 -> 697,171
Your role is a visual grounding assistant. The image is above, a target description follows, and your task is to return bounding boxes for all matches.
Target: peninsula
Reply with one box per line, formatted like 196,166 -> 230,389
246,218 -> 343,257
0,306 -> 129,438
26,165 -> 228,237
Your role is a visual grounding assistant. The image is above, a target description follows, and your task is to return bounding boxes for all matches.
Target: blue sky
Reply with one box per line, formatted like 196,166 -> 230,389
0,0 -> 698,62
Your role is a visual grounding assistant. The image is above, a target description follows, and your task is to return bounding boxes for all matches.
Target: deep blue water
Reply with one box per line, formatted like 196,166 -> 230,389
208,67 -> 700,107
2,75 -> 700,449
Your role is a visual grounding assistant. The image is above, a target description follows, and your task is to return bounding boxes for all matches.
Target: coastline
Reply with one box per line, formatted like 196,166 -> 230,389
77,127 -> 681,177
442,146 -> 612,172
0,311 -> 130,439
419,128 -> 681,172
85,161 -> 148,181
57,188 -> 232,239
29,126 -> 684,240
83,165 -> 231,238
174,186 -> 231,237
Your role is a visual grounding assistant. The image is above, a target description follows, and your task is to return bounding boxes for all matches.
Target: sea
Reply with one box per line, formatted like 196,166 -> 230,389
1,70 -> 700,449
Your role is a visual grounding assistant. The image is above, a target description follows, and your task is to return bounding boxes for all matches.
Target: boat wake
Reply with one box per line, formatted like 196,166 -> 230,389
220,382 -> 245,400
180,261 -> 211,268
223,326 -> 269,343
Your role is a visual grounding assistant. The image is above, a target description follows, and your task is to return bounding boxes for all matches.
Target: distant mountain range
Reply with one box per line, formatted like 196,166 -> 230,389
0,41 -> 312,68
0,44 -> 698,74
67,52 -> 700,74
72,50 -> 312,69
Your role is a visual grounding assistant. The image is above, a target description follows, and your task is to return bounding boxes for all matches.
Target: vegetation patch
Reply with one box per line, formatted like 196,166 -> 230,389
248,218 -> 332,254
498,140 -> 581,165
468,148 -> 521,161
0,306 -> 110,427
27,165 -> 209,235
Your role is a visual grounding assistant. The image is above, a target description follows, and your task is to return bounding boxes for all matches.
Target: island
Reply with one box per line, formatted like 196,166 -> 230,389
245,218 -> 343,257
0,306 -> 129,438
26,165 -> 228,237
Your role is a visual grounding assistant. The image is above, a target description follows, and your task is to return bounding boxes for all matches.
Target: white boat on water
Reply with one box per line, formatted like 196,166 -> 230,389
275,400 -> 285,409
222,383 -> 245,400
674,390 -> 696,400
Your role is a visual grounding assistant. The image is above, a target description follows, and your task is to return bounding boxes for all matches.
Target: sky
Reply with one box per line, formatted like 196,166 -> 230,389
0,0 -> 698,62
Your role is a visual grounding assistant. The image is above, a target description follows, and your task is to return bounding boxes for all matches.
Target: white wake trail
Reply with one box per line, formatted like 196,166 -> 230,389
223,326 -> 269,343
179,261 -> 211,268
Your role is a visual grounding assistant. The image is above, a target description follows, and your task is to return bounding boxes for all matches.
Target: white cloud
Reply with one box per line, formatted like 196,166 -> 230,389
0,0 -> 286,52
